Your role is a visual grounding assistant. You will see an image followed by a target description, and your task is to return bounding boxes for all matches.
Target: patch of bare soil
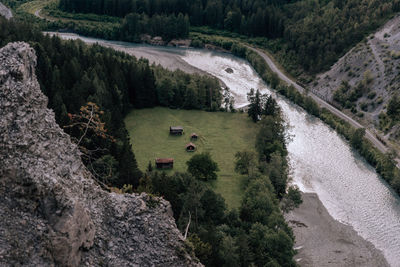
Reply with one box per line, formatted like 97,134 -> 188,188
285,193 -> 389,267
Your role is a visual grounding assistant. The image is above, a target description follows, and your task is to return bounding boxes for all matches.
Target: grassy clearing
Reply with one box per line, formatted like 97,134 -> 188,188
18,0 -> 54,16
17,0 -> 120,28
125,107 -> 259,208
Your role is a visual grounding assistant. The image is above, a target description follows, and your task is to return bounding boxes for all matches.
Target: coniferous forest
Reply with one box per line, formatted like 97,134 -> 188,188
58,0 -> 400,73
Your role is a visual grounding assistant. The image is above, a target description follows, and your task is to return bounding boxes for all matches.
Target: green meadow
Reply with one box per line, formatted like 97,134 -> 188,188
125,107 -> 259,208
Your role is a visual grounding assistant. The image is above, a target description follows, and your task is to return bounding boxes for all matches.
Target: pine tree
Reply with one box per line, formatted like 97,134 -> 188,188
247,89 -> 263,122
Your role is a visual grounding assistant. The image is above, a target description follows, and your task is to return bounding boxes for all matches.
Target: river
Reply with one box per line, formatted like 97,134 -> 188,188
46,32 -> 400,266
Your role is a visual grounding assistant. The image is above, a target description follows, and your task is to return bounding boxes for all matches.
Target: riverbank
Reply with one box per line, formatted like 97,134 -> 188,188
286,193 -> 389,267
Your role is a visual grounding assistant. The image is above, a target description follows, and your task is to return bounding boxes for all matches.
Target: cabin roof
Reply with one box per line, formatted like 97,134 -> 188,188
155,158 -> 174,164
186,142 -> 196,148
170,126 -> 183,131
191,133 -> 198,137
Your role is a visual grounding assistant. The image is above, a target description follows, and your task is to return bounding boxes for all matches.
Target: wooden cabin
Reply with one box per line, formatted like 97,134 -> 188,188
190,133 -> 198,140
186,142 -> 196,152
170,126 -> 183,135
155,158 -> 174,169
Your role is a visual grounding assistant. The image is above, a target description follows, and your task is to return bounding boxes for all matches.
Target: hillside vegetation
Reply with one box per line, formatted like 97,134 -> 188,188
5,0 -> 400,81
55,0 -> 400,77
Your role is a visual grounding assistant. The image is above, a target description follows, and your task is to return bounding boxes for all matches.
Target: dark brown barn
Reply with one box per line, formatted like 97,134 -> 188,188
170,126 -> 183,135
190,133 -> 198,140
186,142 -> 196,152
155,158 -> 174,169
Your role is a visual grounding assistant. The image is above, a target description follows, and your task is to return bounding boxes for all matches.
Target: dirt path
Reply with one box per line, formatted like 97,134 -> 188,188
35,7 -> 55,22
29,0 -> 83,23
34,8 -> 44,19
247,46 -> 394,161
34,7 -> 60,22
28,0 -> 56,22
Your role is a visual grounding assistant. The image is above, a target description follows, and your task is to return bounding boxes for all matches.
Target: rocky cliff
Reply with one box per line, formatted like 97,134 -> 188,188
0,2 -> 12,20
0,42 -> 201,266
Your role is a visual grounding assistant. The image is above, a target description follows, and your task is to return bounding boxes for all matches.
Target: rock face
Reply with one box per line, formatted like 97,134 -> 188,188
0,42 -> 201,266
225,68 -> 234,74
0,2 -> 13,20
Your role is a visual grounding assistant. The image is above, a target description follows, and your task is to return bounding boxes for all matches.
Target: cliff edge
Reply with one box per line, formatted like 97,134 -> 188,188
0,42 -> 200,266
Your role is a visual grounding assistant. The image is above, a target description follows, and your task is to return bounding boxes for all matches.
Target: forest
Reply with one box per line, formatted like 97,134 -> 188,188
58,0 -> 400,74
119,12 -> 190,41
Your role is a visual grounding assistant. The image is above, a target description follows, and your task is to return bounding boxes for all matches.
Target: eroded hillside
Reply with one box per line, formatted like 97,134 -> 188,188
311,15 -> 400,143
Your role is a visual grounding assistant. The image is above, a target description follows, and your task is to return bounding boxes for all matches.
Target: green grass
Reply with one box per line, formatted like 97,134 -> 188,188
16,0 -> 120,31
18,0 -> 54,16
125,107 -> 259,208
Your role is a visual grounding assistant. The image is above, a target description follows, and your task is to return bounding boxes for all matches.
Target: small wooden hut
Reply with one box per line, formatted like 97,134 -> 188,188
186,142 -> 196,152
155,158 -> 174,169
170,126 -> 183,135
190,133 -> 198,140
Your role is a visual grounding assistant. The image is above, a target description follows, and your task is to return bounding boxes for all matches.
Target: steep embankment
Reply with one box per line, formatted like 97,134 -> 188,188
311,15 -> 400,142
0,42 -> 200,266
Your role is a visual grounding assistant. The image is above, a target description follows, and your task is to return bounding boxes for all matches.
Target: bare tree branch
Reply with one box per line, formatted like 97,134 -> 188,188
183,211 -> 191,240
77,104 -> 94,147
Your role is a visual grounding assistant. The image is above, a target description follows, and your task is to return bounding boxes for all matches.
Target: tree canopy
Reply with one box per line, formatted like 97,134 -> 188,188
58,0 -> 400,74
186,152 -> 219,181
